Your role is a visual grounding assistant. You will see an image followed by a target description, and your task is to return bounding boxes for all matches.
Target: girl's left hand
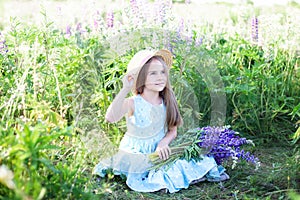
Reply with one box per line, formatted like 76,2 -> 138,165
156,142 -> 171,160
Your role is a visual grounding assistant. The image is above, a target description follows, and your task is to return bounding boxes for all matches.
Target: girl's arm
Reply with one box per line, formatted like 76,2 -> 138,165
105,75 -> 134,123
156,126 -> 177,160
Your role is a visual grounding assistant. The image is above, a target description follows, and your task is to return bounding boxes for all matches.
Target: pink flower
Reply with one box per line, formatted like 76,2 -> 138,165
106,10 -> 114,28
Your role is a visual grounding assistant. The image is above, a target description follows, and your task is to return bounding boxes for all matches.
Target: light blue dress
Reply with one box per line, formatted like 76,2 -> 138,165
93,95 -> 228,193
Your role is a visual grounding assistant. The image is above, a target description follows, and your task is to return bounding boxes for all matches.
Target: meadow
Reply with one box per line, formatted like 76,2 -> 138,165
0,0 -> 299,199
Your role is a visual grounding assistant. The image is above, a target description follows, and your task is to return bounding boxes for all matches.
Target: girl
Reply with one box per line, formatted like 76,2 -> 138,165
93,49 -> 229,193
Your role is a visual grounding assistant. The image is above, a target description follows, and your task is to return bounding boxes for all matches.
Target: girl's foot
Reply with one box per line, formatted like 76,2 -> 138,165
158,188 -> 168,193
207,173 -> 230,182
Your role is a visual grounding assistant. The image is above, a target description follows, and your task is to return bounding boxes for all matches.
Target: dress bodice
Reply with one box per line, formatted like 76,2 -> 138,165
126,95 -> 166,139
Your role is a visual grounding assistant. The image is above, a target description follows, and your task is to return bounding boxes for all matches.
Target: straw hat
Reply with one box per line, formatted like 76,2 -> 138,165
126,49 -> 173,78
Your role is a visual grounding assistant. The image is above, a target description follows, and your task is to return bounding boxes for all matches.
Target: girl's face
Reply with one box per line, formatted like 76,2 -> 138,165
144,58 -> 167,92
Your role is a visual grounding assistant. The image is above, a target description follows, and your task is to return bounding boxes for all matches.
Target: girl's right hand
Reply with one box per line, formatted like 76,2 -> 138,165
122,74 -> 134,90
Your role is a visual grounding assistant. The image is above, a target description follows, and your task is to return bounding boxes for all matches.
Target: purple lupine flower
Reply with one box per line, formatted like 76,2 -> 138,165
177,18 -> 185,40
65,25 -> 72,38
185,0 -> 191,4
76,22 -> 86,35
0,33 -> 8,55
92,10 -> 102,31
197,126 -> 219,149
197,126 -> 259,166
76,23 -> 81,31
155,1 -> 167,25
76,22 -> 84,34
136,0 -> 149,26
106,10 -> 114,28
186,29 -> 193,46
163,32 -> 174,55
195,36 -> 203,46
251,16 -> 259,43
167,42 -> 174,55
235,148 -> 259,164
94,19 -> 99,30
130,0 -> 139,16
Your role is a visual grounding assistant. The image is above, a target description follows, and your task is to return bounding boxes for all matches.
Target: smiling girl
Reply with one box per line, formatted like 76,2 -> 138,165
93,49 -> 229,193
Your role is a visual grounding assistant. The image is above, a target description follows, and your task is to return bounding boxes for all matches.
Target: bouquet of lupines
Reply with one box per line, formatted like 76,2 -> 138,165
149,126 -> 260,170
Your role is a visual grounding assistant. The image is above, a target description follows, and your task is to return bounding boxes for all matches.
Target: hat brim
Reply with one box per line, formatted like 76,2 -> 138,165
125,49 -> 173,92
126,49 -> 173,76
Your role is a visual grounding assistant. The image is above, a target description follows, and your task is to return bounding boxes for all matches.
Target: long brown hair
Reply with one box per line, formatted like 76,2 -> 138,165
135,56 -> 183,128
